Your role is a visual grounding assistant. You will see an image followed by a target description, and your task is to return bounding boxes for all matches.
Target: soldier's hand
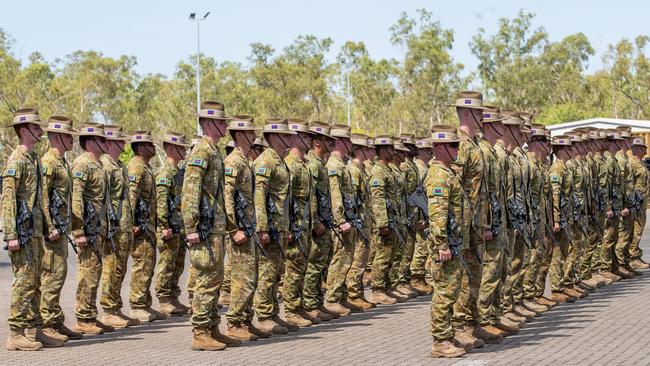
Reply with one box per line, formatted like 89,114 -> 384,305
379,226 -> 390,237
133,226 -> 141,236
186,232 -> 200,245
75,236 -> 88,248
438,248 -> 452,262
287,232 -> 295,242
48,229 -> 61,241
417,222 -> 426,230
258,231 -> 270,245
622,208 -> 630,217
162,228 -> 174,240
7,239 -> 20,251
553,223 -> 560,233
231,230 -> 248,245
339,222 -> 352,234
313,223 -> 326,236
483,229 -> 493,241
606,210 -> 614,218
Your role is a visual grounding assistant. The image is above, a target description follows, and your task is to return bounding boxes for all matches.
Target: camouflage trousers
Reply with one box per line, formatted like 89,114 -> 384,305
75,238 -> 103,320
253,234 -> 285,319
615,214 -> 634,267
222,237 -> 232,293
371,230 -> 397,290
522,236 -> 544,299
9,236 -> 42,330
325,230 -> 356,303
580,223 -> 603,280
599,216 -> 620,271
346,226 -> 372,300
562,226 -> 583,286
392,228 -> 415,286
410,229 -> 430,281
190,234 -> 225,327
129,233 -> 156,309
225,237 -> 258,325
302,231 -> 331,311
155,233 -> 187,300
535,236 -> 554,297
452,230 -> 483,327
283,236 -> 309,313
502,234 -> 528,310
100,231 -> 131,311
630,210 -> 646,260
477,235 -> 505,326
430,256 -> 462,342
498,230 -> 516,314
549,230 -> 570,292
40,235 -> 68,327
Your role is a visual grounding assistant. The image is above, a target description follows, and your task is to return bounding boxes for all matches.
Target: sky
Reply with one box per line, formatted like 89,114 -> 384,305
1,0 -> 647,78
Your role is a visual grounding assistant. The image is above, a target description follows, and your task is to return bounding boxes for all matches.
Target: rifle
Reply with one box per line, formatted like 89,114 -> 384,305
407,185 -> 430,238
5,200 -> 35,265
488,192 -> 502,237
506,196 -> 534,249
265,193 -> 285,260
315,188 -> 344,243
49,189 -> 77,254
287,197 -> 307,259
168,168 -> 189,249
446,195 -> 470,279
385,192 -> 405,246
134,196 -> 155,249
234,189 -> 267,257
197,195 -> 217,264
342,192 -> 370,247
82,200 -> 103,263
105,196 -> 118,255
571,192 -> 589,238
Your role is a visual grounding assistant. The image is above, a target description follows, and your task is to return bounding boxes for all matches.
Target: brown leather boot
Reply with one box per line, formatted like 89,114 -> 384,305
254,317 -> 288,334
395,283 -> 418,298
431,339 -> 466,358
299,309 -> 322,324
411,276 -> 433,295
191,327 -> 226,351
211,326 -> 242,347
504,312 -> 527,324
370,290 -> 398,305
319,305 -> 340,319
116,310 -> 140,327
387,289 -> 409,302
495,317 -> 520,334
101,311 -> 129,329
35,327 -> 64,347
324,302 -> 352,317
513,305 -> 537,319
592,273 -> 613,285
273,315 -> 299,332
535,296 -> 558,308
563,287 -> 586,299
41,326 -> 68,342
342,299 -> 365,313
284,312 -> 312,328
581,277 -> 600,289
171,297 -> 191,313
614,267 -> 634,279
130,308 -> 155,323
347,297 -> 375,310
625,264 -> 643,276
226,323 -> 259,341
522,300 -> 549,314
630,259 -> 650,270
146,307 -> 170,320
55,324 -> 83,340
305,308 -> 330,322
599,271 -> 621,282
74,320 -> 104,335
550,291 -> 576,303
244,321 -> 272,338
6,329 -> 42,351
473,325 -> 503,344
94,319 -> 115,333
453,327 -> 483,350
159,298 -> 186,316
575,282 -> 595,292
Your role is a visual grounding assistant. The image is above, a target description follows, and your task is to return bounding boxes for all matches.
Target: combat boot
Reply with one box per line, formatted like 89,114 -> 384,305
495,318 -> 520,334
387,289 -> 409,302
396,283 -> 418,298
284,312 -> 312,328
431,340 -> 466,358
504,311 -> 527,324
74,319 -> 104,335
273,315 -> 299,332
575,282 -> 595,292
625,264 -> 643,276
244,321 -> 271,339
95,319 -> 115,333
191,327 -> 226,351
592,273 -> 614,285
513,304 -> 537,319
116,310 -> 140,327
535,296 -> 558,308
613,267 -> 634,279
472,325 -> 503,344
6,329 -> 42,351
41,326 -> 68,342
581,277 -> 601,289
35,327 -> 64,347
342,299 -> 365,313
101,310 -> 129,329
219,291 -> 231,305
305,309 -> 329,322
411,276 -> 433,295
370,290 -> 398,305
453,327 -> 482,350
130,308 -> 155,323
563,287 -> 586,299
226,323 -> 258,341
522,300 -> 549,314
146,306 -> 170,320
56,324 -> 83,340
159,298 -> 186,317
347,297 -> 375,311
324,302 -> 352,317
319,305 -> 340,319
599,271 -> 621,282
480,324 -> 509,338
299,309 -> 322,324
550,291 -> 576,303
171,297 -> 190,313
211,326 -> 242,347
630,259 -> 650,270
254,317 -> 288,334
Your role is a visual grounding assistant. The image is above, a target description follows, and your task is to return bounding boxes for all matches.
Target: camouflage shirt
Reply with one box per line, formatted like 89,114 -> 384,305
154,158 -> 181,231
326,154 -> 354,227
128,155 -> 156,235
101,154 -> 132,232
70,152 -> 106,238
42,148 -> 70,235
368,161 -> 396,229
425,160 -> 464,251
307,150 -> 329,228
253,147 -> 290,232
286,150 -> 313,232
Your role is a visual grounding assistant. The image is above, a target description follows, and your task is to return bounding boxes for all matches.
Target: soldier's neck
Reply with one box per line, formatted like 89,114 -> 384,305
18,141 -> 35,153
166,156 -> 181,167
290,147 -> 304,160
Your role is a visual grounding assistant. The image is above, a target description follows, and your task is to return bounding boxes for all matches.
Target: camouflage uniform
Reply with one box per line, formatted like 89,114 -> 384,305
388,162 -> 406,288
426,159 -> 464,341
579,152 -> 603,279
346,158 -> 371,300
614,150 -> 634,267
629,152 -> 649,260
522,153 -> 547,299
325,153 -> 356,303
182,135 -> 226,328
396,157 -> 419,286
599,150 -> 620,271
535,158 -> 555,297
71,151 -> 106,321
40,148 -> 70,328
224,147 -> 258,325
548,158 -> 573,293
369,160 -> 398,290
3,145 -> 44,330
494,140 -> 513,316
252,147 -> 289,319
410,157 -> 430,281
364,159 -> 376,272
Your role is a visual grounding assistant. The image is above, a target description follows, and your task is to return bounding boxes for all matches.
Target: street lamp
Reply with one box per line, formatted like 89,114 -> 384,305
189,11 -> 210,133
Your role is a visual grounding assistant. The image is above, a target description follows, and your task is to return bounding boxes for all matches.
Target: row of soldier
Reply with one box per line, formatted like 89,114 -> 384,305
2,93 -> 648,358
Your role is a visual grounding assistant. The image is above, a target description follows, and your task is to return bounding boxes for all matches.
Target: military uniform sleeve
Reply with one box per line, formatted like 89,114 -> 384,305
328,165 -> 346,226
1,161 -> 21,240
308,161 -> 323,227
253,158 -> 270,232
41,158 -> 56,234
549,164 -> 562,225
127,163 -> 143,219
369,169 -> 389,228
70,161 -> 88,237
155,168 -> 172,229
223,160 -> 239,234
181,150 -> 209,235
623,160 -> 635,208
426,170 -> 450,251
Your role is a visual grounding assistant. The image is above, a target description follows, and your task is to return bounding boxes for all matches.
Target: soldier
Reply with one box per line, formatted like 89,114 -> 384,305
250,136 -> 268,160
40,116 -> 84,343
251,118 -> 296,334
426,125 -> 466,359
98,126 -> 138,329
71,124 -> 112,335
303,121 -> 337,322
387,138 -> 410,302
283,119 -> 317,326
410,137 -> 434,296
629,136 -> 650,269
127,131 -> 165,322
223,116 -> 270,340
154,132 -> 192,317
324,124 -> 359,316
345,132 -> 376,310
182,101 -> 239,351
362,137 -> 377,287
3,109 -> 48,350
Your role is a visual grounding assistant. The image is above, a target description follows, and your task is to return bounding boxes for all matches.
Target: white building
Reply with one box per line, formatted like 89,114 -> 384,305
546,118 -> 650,136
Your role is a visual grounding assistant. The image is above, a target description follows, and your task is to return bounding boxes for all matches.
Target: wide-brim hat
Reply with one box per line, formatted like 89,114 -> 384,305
198,101 -> 231,120
44,116 -> 78,135
431,125 -> 465,143
415,137 -> 433,149
130,130 -> 155,144
262,118 -> 296,135
253,136 -> 268,148
530,124 -> 547,139
374,135 -> 395,146
104,125 -> 128,141
351,133 -> 369,147
400,133 -> 416,145
160,132 -> 192,147
501,114 -> 524,127
77,123 -> 106,138
551,136 -> 572,146
227,115 -> 260,132
330,124 -> 351,139
307,121 -> 335,139
287,118 -> 314,135
632,136 -> 646,146
8,108 -> 46,128
393,138 -> 410,152
448,91 -> 487,110
482,103 -> 505,122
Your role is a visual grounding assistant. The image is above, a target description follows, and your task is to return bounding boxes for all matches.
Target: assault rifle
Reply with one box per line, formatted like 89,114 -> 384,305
5,200 -> 35,265
315,188 -> 344,243
49,190 -> 77,253
506,196 -> 534,249
488,192 -> 502,237
407,185 -> 430,238
446,200 -> 470,279
234,190 -> 267,257
385,192 -> 405,246
82,200 -> 103,263
342,192 -> 370,247
265,193 -> 285,259
197,195 -> 217,264
134,196 -> 155,248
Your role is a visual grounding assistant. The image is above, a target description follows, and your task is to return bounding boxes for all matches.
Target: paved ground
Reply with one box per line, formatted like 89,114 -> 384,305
1,225 -> 650,365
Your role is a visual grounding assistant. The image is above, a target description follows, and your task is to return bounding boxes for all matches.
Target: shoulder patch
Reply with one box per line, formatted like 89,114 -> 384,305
42,166 -> 49,176
328,169 -> 339,176
129,174 -> 137,182
188,158 -> 207,169
432,187 -> 444,196
156,177 -> 171,186
256,167 -> 268,176
73,171 -> 85,180
369,179 -> 383,187
224,167 -> 234,176
550,175 -> 560,183
4,168 -> 16,177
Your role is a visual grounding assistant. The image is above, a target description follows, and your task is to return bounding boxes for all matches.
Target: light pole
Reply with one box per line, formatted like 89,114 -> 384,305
189,12 -> 210,133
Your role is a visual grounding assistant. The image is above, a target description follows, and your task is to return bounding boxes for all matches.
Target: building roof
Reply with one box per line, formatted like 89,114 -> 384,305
548,118 -> 650,136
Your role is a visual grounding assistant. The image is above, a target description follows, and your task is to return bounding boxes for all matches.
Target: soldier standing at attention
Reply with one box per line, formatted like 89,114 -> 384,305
99,126 -> 138,329
324,124 -> 357,316
154,132 -> 192,317
251,118 -> 296,334
613,127 -> 638,277
182,101 -> 240,351
410,137 -> 434,296
426,125 -> 467,359
3,109 -> 48,350
387,138 -> 410,302
71,124 -> 112,336
40,116 -> 84,343
629,136 -> 650,269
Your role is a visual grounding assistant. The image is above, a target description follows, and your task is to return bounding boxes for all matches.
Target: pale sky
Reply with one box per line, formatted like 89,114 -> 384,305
1,0 -> 646,78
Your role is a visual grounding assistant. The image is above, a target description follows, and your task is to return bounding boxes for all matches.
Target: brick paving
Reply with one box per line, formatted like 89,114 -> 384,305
1,225 -> 649,365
